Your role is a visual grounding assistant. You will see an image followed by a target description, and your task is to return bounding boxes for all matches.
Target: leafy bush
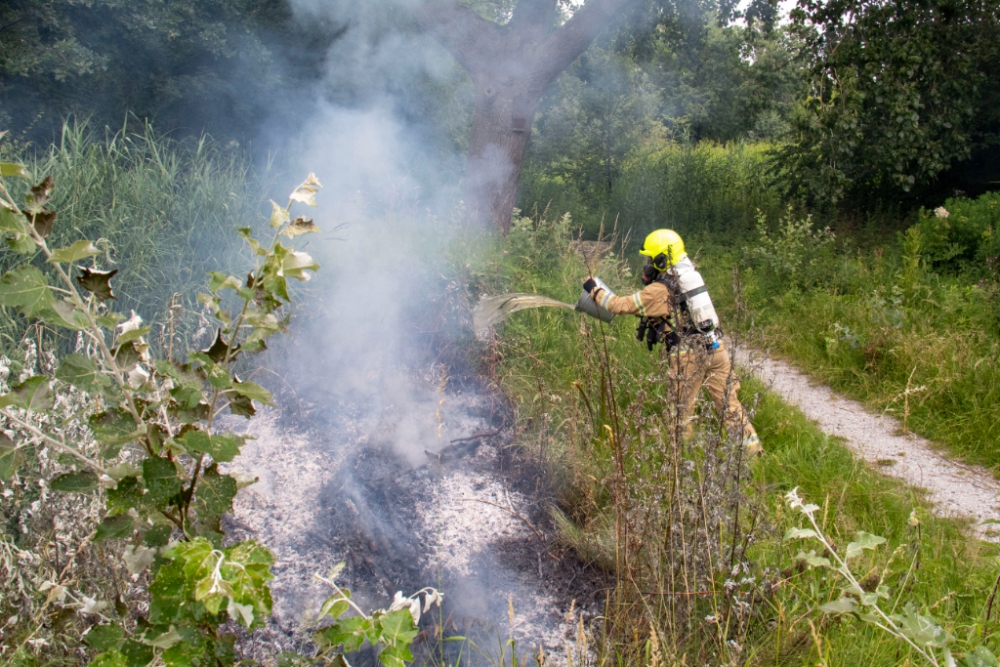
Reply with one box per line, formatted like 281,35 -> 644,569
912,192 -> 1000,276
744,205 -> 836,289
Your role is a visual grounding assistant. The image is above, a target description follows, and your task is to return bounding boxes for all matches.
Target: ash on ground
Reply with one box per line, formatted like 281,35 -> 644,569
220,373 -> 607,665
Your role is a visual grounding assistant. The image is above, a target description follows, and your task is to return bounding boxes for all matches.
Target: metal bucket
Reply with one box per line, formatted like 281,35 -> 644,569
575,278 -> 616,323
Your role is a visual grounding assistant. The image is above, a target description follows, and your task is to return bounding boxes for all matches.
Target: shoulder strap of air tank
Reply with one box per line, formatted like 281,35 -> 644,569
676,285 -> 708,303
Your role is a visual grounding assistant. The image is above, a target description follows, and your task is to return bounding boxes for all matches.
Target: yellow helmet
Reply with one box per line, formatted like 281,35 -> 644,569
639,229 -> 686,270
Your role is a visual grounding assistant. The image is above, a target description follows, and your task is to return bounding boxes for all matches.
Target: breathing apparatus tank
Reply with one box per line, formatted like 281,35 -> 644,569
670,257 -> 719,333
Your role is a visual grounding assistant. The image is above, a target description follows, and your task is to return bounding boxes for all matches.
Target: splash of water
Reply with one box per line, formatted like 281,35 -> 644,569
471,293 -> 575,332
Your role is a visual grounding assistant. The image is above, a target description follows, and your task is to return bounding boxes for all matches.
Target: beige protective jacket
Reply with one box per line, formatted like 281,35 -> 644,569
590,281 -> 675,319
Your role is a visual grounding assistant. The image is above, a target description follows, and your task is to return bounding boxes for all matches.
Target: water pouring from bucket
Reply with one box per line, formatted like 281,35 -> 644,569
471,278 -> 616,337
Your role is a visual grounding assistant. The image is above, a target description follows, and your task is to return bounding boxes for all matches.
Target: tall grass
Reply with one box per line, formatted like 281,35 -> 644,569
469,210 -> 999,665
519,141 -> 784,241
0,120 -> 261,352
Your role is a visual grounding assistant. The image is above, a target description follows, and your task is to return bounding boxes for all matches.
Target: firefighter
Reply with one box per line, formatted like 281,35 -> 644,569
583,229 -> 762,455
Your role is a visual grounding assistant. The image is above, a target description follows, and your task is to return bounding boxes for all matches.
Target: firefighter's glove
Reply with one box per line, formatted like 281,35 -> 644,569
582,277 -> 597,295
641,264 -> 658,285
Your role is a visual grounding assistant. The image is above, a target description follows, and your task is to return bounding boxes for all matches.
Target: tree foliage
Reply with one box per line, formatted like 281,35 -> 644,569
778,0 -> 1000,206
0,0 -> 337,143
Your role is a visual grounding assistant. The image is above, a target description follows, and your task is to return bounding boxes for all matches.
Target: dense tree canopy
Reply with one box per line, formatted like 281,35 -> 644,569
0,0 -> 337,144
778,0 -> 1000,206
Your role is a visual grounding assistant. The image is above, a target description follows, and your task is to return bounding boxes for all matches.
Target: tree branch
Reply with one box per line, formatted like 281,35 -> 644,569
413,0 -> 504,74
508,0 -> 559,41
535,0 -> 642,84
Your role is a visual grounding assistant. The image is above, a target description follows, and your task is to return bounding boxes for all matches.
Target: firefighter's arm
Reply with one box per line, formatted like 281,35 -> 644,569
589,282 -> 672,317
589,286 -> 641,315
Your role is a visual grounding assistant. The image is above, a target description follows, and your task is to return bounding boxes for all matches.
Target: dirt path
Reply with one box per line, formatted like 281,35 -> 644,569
733,347 -> 1000,539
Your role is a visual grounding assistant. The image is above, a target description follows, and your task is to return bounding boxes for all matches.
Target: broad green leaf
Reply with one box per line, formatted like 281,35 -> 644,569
795,550 -> 833,569
89,409 -> 143,457
891,604 -> 952,648
143,524 -> 173,547
177,430 -> 243,463
96,312 -> 126,328
84,623 -> 124,651
147,626 -> 183,650
279,250 -> 319,281
378,643 -> 414,667
44,299 -> 91,330
0,206 -> 27,234
0,266 -> 54,317
319,597 -> 351,620
0,163 -> 27,178
783,527 -> 817,541
0,435 -> 25,480
161,633 -> 210,667
0,375 -> 53,411
7,232 -> 36,255
142,456 -> 182,507
48,240 -> 99,264
379,608 -> 420,646
170,384 -> 204,410
289,173 -> 322,207
231,380 -> 273,405
119,639 -> 153,667
50,471 -> 99,493
220,540 -> 274,628
113,340 -> 145,371
195,466 -> 238,534
117,326 -> 150,345
76,267 -> 118,302
148,558 -> 189,625
89,650 -> 128,667
107,477 -> 145,515
282,216 -> 319,238
269,200 -> 289,228
961,646 -> 1000,667
819,597 -> 858,614
208,272 -> 241,294
56,354 -> 111,393
845,532 -> 887,560
95,514 -> 134,542
318,616 -> 370,653
228,393 -> 255,418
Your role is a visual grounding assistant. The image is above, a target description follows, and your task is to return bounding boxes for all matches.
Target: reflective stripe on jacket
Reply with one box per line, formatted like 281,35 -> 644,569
590,281 -> 674,318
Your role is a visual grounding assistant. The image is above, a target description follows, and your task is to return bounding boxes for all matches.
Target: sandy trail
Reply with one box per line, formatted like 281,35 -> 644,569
733,347 -> 1000,539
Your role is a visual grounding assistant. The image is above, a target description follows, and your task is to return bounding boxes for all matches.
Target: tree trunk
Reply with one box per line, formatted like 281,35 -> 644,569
416,0 -> 639,233
466,83 -> 542,234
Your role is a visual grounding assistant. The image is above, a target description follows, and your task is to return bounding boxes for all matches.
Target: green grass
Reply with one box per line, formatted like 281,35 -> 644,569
470,212 -> 1000,665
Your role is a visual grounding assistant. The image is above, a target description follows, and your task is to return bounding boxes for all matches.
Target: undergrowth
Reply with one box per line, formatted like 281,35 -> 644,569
470,210 -> 1000,665
704,196 -> 1000,471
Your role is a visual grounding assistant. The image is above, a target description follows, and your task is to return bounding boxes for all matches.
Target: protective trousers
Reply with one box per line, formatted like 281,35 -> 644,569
665,341 -> 761,455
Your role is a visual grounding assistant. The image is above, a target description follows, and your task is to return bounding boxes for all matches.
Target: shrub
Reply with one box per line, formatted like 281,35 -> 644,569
912,191 -> 1000,276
